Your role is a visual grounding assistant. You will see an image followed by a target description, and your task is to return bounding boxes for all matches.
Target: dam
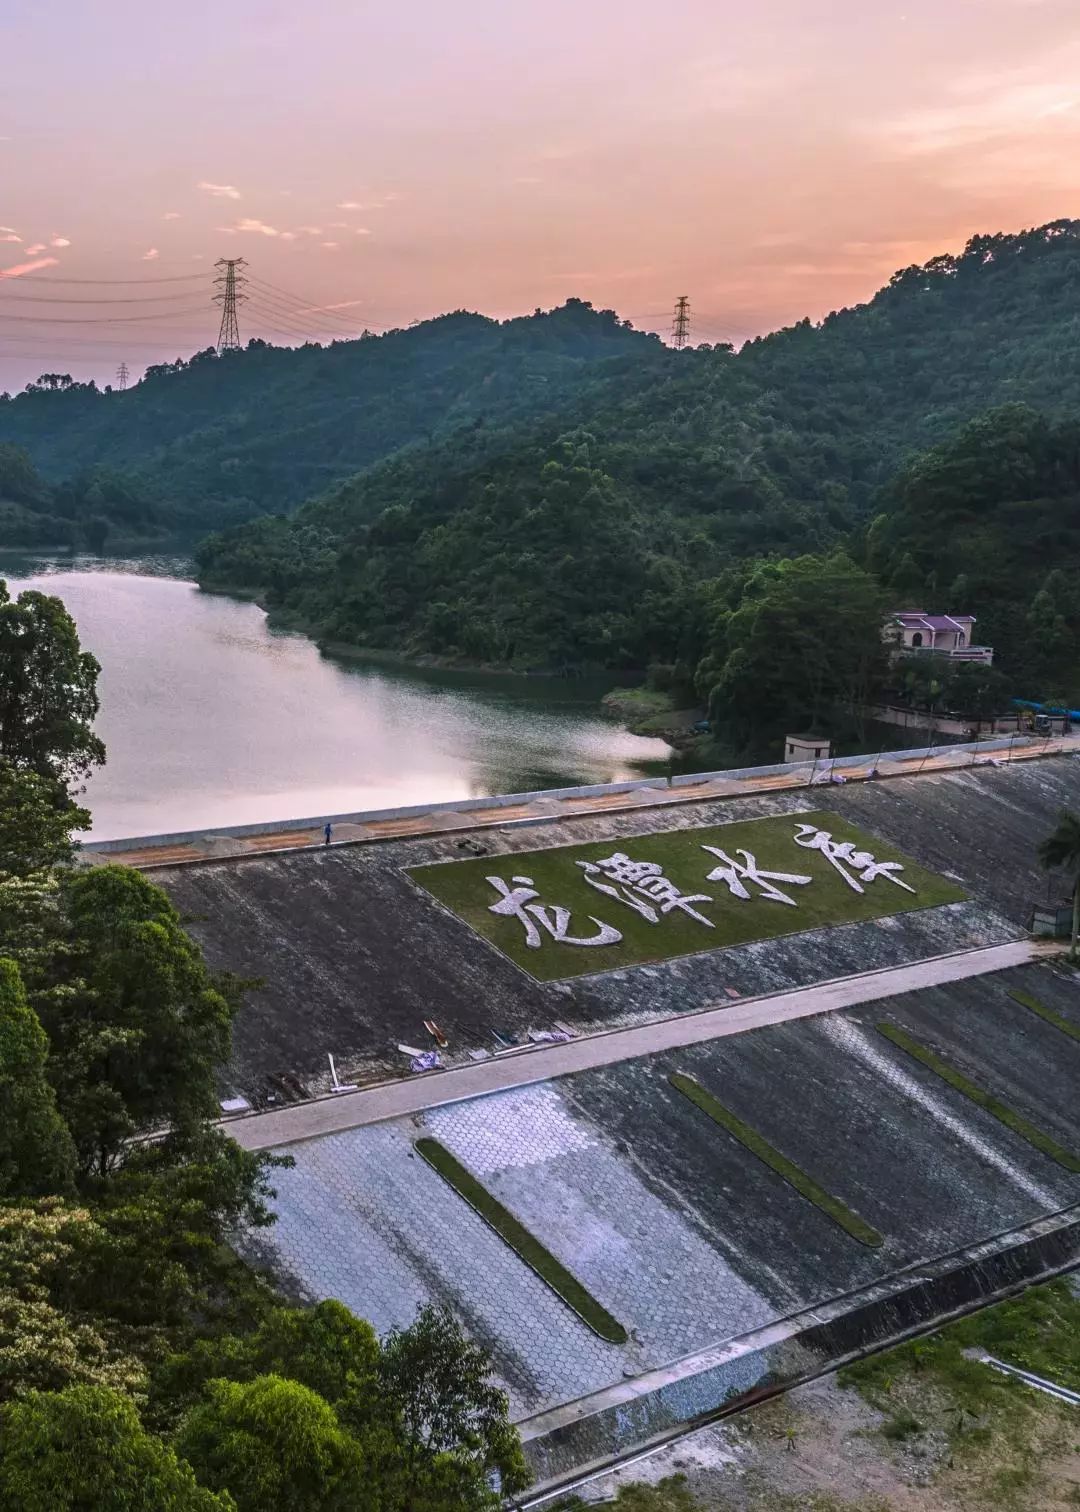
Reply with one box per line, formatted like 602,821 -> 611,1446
85,738 -> 1080,1491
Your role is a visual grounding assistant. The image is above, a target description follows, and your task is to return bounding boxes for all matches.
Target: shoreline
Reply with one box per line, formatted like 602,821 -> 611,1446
197,578 -> 656,685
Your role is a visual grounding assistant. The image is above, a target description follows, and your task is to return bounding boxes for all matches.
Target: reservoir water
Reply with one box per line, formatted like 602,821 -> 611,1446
0,556 -> 672,840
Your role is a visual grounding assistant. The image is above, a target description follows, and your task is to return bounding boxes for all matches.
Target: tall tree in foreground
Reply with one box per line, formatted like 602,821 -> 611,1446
378,1303 -> 530,1507
0,1385 -> 230,1511
1038,810 -> 1080,960
0,760 -> 88,879
0,580 -> 105,785
176,1374 -> 370,1512
699,552 -> 887,756
0,959 -> 75,1199
36,866 -> 238,1179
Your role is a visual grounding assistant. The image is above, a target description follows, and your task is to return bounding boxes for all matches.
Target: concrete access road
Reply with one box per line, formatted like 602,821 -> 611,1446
227,937 -> 1064,1152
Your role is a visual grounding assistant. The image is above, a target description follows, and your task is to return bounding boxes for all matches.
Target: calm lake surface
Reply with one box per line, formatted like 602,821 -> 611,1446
0,555 -> 671,841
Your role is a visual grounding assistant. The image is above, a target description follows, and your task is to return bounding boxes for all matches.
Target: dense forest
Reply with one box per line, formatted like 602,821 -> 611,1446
0,580 -> 528,1509
0,302 -> 656,541
191,223 -> 1080,733
8,220 -> 1080,753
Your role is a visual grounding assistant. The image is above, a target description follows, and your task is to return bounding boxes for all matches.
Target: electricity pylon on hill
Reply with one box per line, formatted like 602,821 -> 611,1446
671,295 -> 691,350
115,361 -> 129,390
214,258 -> 248,352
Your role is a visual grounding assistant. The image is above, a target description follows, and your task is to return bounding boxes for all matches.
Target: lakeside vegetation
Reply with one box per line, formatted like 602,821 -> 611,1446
0,578 -> 529,1510
190,222 -> 1080,751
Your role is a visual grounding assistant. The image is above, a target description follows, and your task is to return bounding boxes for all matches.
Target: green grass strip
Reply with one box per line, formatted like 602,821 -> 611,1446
876,1022 -> 1080,1172
1009,988 -> 1080,1046
667,1072 -> 883,1248
414,1138 -> 628,1344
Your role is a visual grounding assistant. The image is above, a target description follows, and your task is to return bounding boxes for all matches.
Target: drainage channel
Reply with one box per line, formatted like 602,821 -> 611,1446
515,1283 -> 1080,1509
512,1206 -> 1080,1509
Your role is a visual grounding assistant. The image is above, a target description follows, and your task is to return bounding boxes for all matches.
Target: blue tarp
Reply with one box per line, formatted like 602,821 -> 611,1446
1013,698 -> 1080,720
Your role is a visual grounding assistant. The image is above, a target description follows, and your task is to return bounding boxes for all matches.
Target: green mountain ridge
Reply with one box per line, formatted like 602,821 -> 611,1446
195,219 -> 1080,681
0,300 -> 657,543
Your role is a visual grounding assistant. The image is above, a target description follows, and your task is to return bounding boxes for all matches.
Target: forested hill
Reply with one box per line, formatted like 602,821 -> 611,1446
196,220 -> 1080,675
0,301 -> 657,541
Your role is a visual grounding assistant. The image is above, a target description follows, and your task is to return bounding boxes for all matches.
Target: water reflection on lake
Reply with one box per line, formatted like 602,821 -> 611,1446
0,555 -> 672,840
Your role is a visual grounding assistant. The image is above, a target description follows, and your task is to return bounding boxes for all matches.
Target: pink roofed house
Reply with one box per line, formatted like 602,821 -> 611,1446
887,611 -> 994,665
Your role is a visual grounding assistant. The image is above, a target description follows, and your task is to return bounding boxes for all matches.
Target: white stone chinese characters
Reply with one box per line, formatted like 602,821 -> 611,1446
485,875 -> 623,950
482,821 -> 916,955
792,823 -> 915,894
700,846 -> 813,907
576,852 -> 715,927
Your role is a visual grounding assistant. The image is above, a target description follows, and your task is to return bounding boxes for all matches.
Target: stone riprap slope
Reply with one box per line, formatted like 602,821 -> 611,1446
147,755 -> 1080,1104
248,959 -> 1080,1419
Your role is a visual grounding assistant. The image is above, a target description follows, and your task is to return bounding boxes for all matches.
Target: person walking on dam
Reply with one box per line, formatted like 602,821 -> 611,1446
324,822 -> 332,846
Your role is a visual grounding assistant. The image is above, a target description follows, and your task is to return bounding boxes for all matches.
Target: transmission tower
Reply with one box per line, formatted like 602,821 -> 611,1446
213,257 -> 248,352
671,295 -> 691,350
115,361 -> 129,390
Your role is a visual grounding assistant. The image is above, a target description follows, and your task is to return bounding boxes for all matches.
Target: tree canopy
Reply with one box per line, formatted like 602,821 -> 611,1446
0,959 -> 76,1200
0,1385 -> 231,1512
0,302 -> 654,546
185,222 -> 1080,706
0,581 -> 104,785
0,613 -> 529,1512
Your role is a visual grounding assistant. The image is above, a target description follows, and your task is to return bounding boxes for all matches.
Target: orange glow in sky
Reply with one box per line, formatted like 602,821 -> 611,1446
1,0 -> 1079,385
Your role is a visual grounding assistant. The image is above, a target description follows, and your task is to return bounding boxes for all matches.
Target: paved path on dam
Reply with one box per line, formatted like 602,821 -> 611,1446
95,734 -> 1076,870
227,937 -> 1064,1152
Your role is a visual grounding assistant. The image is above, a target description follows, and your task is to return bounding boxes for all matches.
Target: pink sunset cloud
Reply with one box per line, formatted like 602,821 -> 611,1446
2,0 -> 1079,390
0,255 -> 59,279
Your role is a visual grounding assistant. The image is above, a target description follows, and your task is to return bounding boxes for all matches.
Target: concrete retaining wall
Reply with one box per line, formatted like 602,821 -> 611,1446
82,735 -> 1039,855
519,1203 -> 1080,1495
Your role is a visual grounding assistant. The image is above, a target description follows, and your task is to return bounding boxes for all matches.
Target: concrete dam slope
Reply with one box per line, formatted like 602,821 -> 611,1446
146,752 -> 1080,1104
141,751 -> 1080,1485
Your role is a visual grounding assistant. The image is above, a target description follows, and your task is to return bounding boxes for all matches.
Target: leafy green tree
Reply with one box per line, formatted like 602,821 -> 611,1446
0,760 -> 87,878
701,553 -> 887,755
37,867 -> 238,1177
0,958 -> 75,1198
156,1299 -> 379,1428
945,661 -> 1013,722
0,582 -> 105,784
59,1130 -> 286,1336
379,1303 -> 530,1506
175,1374 -> 370,1512
1038,810 -> 1080,959
0,1384 -> 230,1510
0,1200 -> 146,1402
0,442 -> 48,504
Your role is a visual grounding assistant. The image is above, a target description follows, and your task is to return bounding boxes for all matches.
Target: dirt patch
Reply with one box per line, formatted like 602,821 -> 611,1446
574,1373 -> 1080,1510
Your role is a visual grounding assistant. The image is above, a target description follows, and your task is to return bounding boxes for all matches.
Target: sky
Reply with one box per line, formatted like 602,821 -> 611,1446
1,0 -> 1079,390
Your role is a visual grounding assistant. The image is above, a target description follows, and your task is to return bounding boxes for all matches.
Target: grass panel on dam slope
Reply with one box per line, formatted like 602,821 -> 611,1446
408,809 -> 966,981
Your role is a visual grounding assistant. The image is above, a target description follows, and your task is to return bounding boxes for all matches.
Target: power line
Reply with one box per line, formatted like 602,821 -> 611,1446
214,258 -> 246,352
245,301 -> 357,344
6,272 -> 207,286
0,289 -> 216,305
244,308 -> 325,344
245,292 -> 336,335
0,333 -> 214,351
0,306 -> 209,324
244,275 -> 365,337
